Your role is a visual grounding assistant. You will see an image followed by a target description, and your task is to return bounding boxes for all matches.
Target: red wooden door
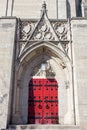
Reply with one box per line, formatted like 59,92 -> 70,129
28,78 -> 58,124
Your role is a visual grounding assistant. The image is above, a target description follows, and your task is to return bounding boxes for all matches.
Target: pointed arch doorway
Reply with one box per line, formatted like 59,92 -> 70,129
28,78 -> 58,124
15,44 -> 74,125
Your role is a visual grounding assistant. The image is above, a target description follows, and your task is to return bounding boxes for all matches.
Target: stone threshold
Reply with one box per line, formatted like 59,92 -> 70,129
6,124 -> 80,130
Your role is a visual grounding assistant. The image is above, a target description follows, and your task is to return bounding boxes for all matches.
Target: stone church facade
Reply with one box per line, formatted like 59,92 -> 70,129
0,0 -> 87,130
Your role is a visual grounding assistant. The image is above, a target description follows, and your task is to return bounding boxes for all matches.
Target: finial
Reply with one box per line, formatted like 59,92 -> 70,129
41,1 -> 47,13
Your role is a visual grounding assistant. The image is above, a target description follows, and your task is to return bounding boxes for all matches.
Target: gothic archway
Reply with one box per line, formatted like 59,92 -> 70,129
12,43 -> 75,125
27,57 -> 59,124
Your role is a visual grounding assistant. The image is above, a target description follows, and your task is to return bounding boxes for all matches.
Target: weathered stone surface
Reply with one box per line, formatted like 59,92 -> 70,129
6,125 -> 80,130
71,18 -> 87,130
0,18 -> 17,129
0,0 -> 7,16
0,0 -> 78,19
0,1 -> 87,130
12,0 -> 57,19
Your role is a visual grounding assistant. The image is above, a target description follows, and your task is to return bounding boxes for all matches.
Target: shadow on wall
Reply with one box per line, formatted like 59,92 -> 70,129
76,0 -> 82,17
66,0 -> 82,18
67,0 -> 71,18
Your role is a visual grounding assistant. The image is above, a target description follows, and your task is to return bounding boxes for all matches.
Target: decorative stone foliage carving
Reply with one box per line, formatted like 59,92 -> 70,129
59,61 -> 66,69
0,93 -> 7,117
18,2 -> 70,59
20,20 -> 68,42
30,18 -> 55,41
20,21 -> 36,40
19,2 -> 68,42
31,61 -> 55,77
65,81 -> 70,89
53,22 -> 68,41
0,94 -> 7,104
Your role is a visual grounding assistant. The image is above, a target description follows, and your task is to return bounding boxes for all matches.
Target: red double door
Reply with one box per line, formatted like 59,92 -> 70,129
28,78 -> 58,124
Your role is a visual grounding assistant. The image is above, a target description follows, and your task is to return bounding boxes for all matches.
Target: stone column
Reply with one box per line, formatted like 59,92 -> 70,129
7,0 -> 14,16
68,0 -> 76,18
81,1 -> 85,17
81,1 -> 87,17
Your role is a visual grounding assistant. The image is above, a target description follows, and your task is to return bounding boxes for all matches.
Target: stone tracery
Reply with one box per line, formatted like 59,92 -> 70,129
17,2 -> 70,59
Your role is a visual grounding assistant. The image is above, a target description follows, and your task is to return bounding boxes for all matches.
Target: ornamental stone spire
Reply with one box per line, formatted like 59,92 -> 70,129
41,1 -> 47,14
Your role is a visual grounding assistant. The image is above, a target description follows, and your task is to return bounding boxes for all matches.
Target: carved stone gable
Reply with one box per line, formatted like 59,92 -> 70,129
19,2 -> 68,42
18,2 -> 70,59
28,2 -> 58,41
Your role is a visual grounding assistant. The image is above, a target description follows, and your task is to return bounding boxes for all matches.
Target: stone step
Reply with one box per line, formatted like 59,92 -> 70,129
6,125 -> 80,130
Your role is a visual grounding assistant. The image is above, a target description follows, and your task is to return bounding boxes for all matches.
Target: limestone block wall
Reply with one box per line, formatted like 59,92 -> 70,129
0,18 -> 17,129
0,0 -> 77,19
71,18 -> 87,129
11,0 -> 76,19
0,0 -> 7,16
12,0 -> 57,19
58,0 -> 67,19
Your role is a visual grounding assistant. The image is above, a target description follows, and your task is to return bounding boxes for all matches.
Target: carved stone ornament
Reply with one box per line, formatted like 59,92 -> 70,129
53,22 -> 68,41
20,21 -> 36,40
31,18 -> 55,41
18,2 -> 69,58
31,61 -> 55,77
0,93 -> 7,117
20,21 -> 68,42
65,81 -> 70,89
19,2 -> 67,41
0,93 -> 7,104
